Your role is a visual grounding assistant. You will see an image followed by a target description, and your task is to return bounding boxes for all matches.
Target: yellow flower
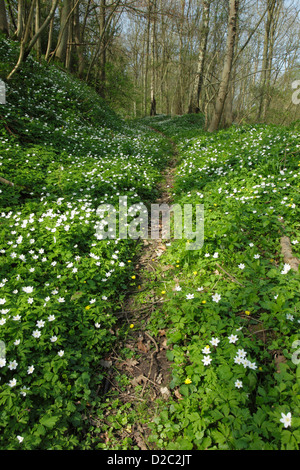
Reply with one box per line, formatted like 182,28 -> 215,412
185,378 -> 192,385
129,324 -> 134,329
193,271 -> 198,275
202,300 -> 207,304
131,275 -> 136,280
245,311 -> 251,316
85,306 -> 91,310
161,291 -> 166,295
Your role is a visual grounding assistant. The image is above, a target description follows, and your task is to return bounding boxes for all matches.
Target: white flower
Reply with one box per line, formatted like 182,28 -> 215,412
0,318 -> 6,325
12,315 -> 21,321
213,252 -> 219,258
58,350 -> 64,357
228,334 -> 238,344
234,356 -> 243,365
281,264 -> 291,275
202,345 -> 211,355
27,365 -> 35,374
27,298 -> 34,304
14,339 -> 20,345
236,349 -> 247,358
20,386 -> 29,397
280,412 -> 292,428
210,337 -> 220,347
48,315 -> 55,321
16,436 -> 24,443
235,380 -> 243,389
57,297 -> 65,303
22,286 -> 34,294
36,320 -> 45,328
95,323 -> 101,329
238,264 -> 245,270
50,336 -> 58,343
202,356 -> 212,366
254,254 -> 260,259
0,299 -> 6,305
8,360 -> 18,370
8,378 -> 17,387
248,361 -> 257,370
175,286 -> 182,291
212,293 -> 221,303
286,313 -> 294,321
186,294 -> 194,300
0,358 -> 6,367
32,330 -> 41,338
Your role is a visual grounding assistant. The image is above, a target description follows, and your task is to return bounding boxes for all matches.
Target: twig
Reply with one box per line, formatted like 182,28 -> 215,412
216,263 -> 245,287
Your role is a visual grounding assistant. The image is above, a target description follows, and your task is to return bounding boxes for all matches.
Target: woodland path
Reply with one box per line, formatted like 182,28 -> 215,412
101,128 -> 179,450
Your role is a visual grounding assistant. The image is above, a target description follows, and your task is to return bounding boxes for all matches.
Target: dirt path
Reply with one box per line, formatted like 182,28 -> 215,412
102,130 -> 179,450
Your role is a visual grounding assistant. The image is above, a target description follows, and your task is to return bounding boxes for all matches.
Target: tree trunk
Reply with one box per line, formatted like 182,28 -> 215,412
144,1 -> 151,115
188,0 -> 211,114
15,0 -> 25,40
45,14 -> 54,61
0,0 -> 9,36
74,1 -> 85,77
208,0 -> 239,133
99,0 -> 106,98
35,0 -> 41,59
56,0 -> 72,65
150,0 -> 157,116
261,0 -> 282,121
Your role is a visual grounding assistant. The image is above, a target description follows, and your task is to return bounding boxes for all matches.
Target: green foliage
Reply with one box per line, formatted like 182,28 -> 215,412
0,38 -> 171,449
145,116 -> 300,450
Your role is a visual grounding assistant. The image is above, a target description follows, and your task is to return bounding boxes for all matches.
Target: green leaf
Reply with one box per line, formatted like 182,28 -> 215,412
39,415 -> 60,429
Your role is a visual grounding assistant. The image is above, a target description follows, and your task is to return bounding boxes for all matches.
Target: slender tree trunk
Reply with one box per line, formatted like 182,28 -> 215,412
56,0 -> 72,65
45,14 -> 54,61
35,0 -> 41,59
150,0 -> 157,116
15,0 -> 25,40
99,0 -> 106,97
262,0 -> 282,120
0,0 -> 9,36
188,0 -> 211,114
144,1 -> 151,115
74,1 -> 85,77
257,0 -> 276,121
208,0 -> 239,133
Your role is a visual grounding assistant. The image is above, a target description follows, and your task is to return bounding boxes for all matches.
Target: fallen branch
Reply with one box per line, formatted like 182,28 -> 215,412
280,236 -> 300,273
0,176 -> 15,187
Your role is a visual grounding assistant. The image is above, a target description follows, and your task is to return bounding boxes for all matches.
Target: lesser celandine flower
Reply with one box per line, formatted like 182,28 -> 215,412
185,378 -> 192,385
